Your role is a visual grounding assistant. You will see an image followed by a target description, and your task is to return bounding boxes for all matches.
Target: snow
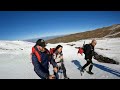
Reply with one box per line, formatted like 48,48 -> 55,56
103,24 -> 120,38
109,25 -> 120,30
104,31 -> 120,38
0,38 -> 120,79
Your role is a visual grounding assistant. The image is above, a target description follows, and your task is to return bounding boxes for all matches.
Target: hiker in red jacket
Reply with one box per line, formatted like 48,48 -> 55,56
50,45 -> 69,79
31,39 -> 58,79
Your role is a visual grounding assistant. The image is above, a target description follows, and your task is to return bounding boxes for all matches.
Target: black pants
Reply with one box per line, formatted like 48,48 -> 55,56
54,63 -> 67,79
81,59 -> 93,72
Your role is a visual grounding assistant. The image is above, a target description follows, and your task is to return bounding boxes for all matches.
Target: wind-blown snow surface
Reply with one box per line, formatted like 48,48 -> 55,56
0,38 -> 120,79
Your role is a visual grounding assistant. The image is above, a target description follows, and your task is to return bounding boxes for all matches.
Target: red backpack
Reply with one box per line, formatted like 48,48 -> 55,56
78,48 -> 84,55
49,48 -> 55,55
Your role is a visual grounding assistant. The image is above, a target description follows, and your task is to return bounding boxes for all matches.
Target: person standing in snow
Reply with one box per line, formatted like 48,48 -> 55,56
31,39 -> 58,79
80,39 -> 97,75
51,45 -> 69,79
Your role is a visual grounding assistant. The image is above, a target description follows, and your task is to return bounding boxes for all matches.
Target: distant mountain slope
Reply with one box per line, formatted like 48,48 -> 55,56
46,24 -> 120,44
25,35 -> 64,43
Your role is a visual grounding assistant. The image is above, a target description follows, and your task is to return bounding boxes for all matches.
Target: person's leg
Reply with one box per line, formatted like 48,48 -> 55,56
81,60 -> 91,71
54,71 -> 59,79
53,66 -> 60,79
88,60 -> 93,73
61,63 -> 68,79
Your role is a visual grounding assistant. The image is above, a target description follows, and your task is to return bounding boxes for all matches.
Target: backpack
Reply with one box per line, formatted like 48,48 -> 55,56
78,47 -> 84,55
78,44 -> 88,55
83,44 -> 88,54
49,48 -> 55,55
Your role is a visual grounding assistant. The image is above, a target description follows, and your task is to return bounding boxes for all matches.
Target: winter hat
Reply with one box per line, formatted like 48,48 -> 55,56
35,39 -> 46,47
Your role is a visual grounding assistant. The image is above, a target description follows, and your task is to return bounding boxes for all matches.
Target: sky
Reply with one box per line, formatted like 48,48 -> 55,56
0,11 -> 120,40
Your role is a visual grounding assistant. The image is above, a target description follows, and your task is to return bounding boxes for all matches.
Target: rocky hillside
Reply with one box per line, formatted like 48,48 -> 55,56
46,24 -> 120,44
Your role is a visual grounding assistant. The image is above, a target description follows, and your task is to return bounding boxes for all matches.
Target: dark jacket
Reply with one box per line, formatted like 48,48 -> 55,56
84,44 -> 94,60
32,46 -> 57,79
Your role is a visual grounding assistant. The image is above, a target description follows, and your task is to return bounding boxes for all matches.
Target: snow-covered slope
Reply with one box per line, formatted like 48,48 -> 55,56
0,41 -> 37,79
0,38 -> 120,79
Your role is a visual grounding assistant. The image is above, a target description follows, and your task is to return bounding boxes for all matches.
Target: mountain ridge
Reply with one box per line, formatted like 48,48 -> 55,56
46,24 -> 120,44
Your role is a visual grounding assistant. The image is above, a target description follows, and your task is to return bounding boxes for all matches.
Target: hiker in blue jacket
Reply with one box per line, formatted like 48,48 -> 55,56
31,39 -> 58,79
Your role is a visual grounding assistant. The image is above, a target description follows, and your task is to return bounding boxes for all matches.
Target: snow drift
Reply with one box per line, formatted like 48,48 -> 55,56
0,38 -> 120,79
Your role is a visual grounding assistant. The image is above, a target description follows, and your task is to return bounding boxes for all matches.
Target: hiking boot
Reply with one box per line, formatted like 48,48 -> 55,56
87,71 -> 94,75
80,68 -> 85,72
64,77 -> 69,79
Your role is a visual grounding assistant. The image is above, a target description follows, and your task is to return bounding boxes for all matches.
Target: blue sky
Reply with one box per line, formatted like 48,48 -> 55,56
0,11 -> 120,40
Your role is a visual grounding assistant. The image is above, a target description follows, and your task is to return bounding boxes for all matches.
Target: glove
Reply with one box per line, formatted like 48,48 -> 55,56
86,59 -> 90,62
60,59 -> 63,62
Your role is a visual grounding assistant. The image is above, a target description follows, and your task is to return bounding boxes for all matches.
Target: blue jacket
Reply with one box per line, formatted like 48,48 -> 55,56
32,46 -> 57,79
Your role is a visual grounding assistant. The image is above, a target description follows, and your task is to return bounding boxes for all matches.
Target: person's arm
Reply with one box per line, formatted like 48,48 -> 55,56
49,54 -> 58,67
51,58 -> 58,73
92,47 -> 95,56
60,53 -> 64,62
32,54 -> 50,79
49,54 -> 58,73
